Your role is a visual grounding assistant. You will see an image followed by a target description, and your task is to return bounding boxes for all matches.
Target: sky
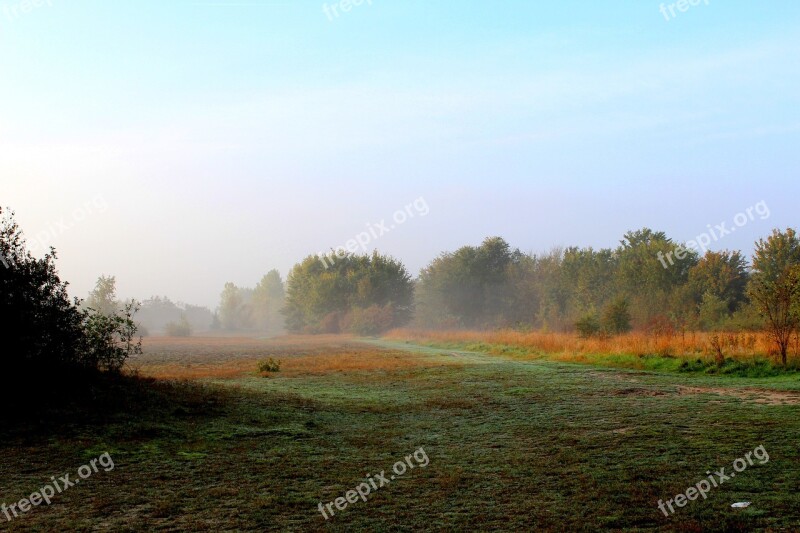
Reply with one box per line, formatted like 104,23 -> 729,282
1,0 -> 799,309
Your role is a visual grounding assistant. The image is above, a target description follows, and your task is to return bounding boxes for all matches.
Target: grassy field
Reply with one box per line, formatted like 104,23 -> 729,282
2,335 -> 800,531
386,329 -> 800,377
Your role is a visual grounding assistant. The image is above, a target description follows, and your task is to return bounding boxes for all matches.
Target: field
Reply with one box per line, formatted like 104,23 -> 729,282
2,335 -> 800,531
386,329 -> 800,375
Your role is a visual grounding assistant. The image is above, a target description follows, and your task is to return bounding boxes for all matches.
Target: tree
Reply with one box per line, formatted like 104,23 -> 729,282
138,297 -> 213,333
80,301 -> 143,371
748,228 -> 800,365
218,282 -> 254,330
416,237 -> 514,328
86,275 -> 120,316
689,251 -> 749,313
698,291 -> 729,331
252,270 -> 285,333
165,314 -> 193,337
601,297 -> 631,335
575,313 -> 601,338
1,208 -> 85,371
561,246 -> 617,326
616,228 -> 697,326
284,251 -> 413,333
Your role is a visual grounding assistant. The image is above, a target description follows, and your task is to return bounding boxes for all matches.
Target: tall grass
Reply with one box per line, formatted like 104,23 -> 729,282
385,328 -> 800,369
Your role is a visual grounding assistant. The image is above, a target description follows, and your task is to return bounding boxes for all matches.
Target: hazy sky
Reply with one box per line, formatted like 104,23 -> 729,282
2,1 -> 799,309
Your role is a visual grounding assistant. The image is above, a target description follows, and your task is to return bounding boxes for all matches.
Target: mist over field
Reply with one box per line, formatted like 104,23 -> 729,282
2,1 -> 800,531
3,1 -> 800,310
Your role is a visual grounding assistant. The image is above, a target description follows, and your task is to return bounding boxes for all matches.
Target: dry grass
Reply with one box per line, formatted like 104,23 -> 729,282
385,328 -> 800,364
132,335 -> 456,379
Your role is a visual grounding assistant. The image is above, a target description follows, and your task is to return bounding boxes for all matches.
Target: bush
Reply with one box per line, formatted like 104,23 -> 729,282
575,313 -> 601,339
81,302 -> 143,372
258,358 -> 281,373
165,316 -> 192,337
341,304 -> 395,335
319,311 -> 342,334
0,208 -> 142,378
601,298 -> 631,335
645,315 -> 675,337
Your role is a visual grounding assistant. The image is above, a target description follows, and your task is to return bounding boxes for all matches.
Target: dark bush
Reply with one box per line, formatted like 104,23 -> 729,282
0,208 -> 141,381
575,313 -> 601,339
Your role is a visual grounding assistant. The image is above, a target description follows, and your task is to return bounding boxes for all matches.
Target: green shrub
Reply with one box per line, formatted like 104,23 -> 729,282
575,313 -> 601,339
1,208 -> 142,376
258,358 -> 281,374
601,298 -> 631,335
80,302 -> 143,372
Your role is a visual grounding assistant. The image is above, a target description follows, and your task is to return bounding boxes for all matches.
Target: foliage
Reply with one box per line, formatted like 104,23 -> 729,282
416,237 -> 517,328
219,282 -> 252,330
81,301 -> 144,372
748,228 -> 800,365
413,228 -> 767,335
85,275 -> 119,316
0,208 -> 85,371
689,250 -> 749,313
217,273 -> 284,333
165,315 -> 193,337
138,296 -> 213,334
283,251 -> 413,334
575,313 -> 601,339
601,297 -> 631,335
251,269 -> 285,333
0,208 -> 141,378
258,358 -> 281,373
341,304 -> 395,336
698,291 -> 730,331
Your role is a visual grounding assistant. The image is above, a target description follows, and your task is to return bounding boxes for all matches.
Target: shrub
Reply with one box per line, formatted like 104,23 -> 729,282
601,298 -> 631,335
0,208 -> 142,377
80,302 -> 143,372
319,311 -> 342,334
575,313 -> 601,339
645,315 -> 675,337
258,358 -> 281,373
165,316 -> 193,337
341,304 -> 395,335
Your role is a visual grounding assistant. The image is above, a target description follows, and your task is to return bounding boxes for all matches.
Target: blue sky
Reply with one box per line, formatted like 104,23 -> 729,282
2,0 -> 799,308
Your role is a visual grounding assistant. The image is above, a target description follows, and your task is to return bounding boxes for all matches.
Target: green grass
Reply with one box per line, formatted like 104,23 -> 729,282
1,339 -> 799,531
397,337 -> 800,380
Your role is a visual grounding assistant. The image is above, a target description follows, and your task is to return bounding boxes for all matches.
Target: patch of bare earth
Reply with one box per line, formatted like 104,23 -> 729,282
678,386 -> 800,405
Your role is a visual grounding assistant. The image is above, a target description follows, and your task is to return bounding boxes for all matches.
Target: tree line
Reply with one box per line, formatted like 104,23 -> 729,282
6,202 -> 800,371
282,228 -> 800,364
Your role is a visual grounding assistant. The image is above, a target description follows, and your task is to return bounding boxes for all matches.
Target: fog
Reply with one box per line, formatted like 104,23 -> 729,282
2,1 -> 799,310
